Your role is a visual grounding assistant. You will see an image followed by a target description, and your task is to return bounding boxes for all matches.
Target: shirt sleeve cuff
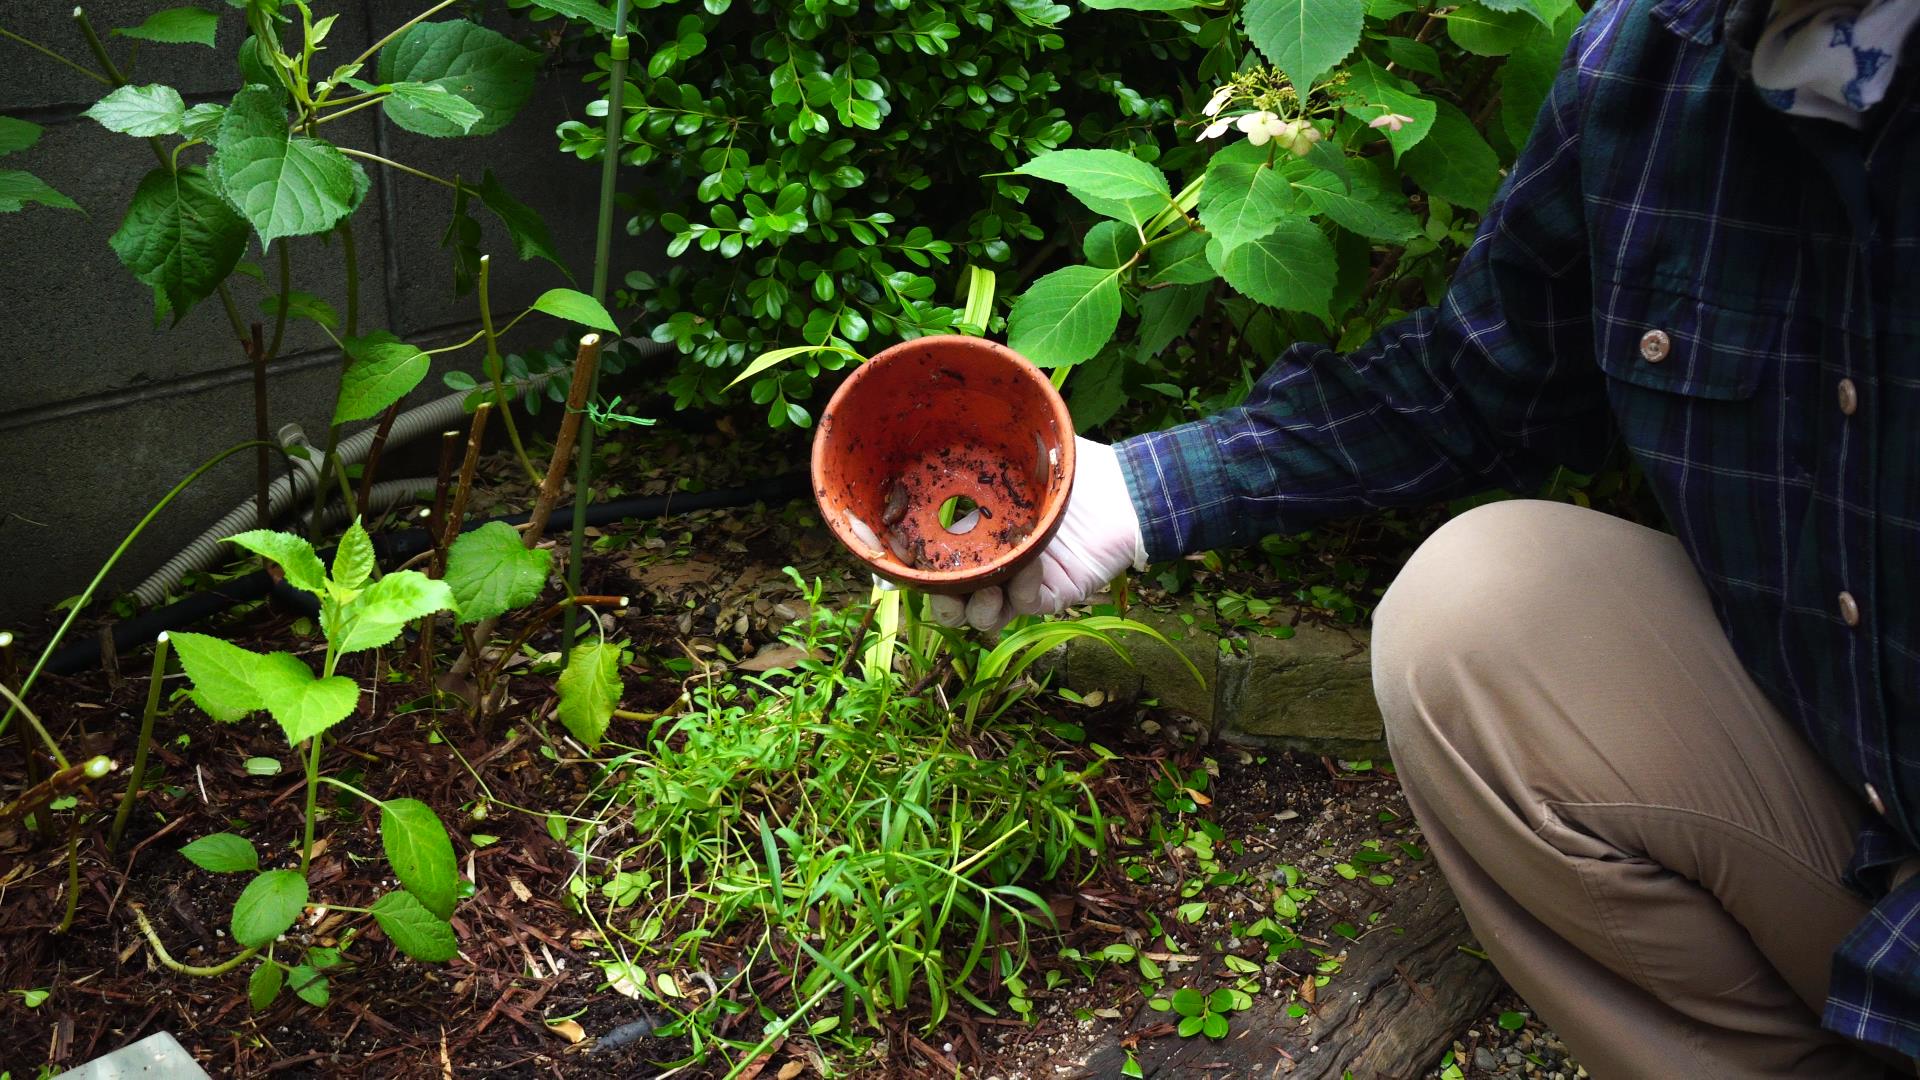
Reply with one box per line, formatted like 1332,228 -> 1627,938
1114,422 -> 1235,565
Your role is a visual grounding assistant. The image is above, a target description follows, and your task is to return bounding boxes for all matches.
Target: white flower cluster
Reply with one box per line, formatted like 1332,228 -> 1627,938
1194,86 -> 1322,156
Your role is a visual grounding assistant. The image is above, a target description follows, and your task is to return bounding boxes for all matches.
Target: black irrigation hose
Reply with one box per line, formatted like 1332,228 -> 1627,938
43,471 -> 811,676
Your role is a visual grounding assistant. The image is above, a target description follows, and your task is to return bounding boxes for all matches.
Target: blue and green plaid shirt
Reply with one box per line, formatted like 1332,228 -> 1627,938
1115,0 -> 1920,1056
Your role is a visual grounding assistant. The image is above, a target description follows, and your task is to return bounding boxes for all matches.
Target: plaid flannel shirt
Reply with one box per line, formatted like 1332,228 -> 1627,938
1114,0 -> 1920,1056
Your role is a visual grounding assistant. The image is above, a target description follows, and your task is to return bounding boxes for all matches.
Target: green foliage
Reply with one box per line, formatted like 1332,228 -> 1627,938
210,85 -> 368,247
370,890 -> 459,962
180,832 -> 260,873
113,7 -> 220,47
334,333 -> 431,425
379,798 -> 459,920
376,20 -> 540,138
231,869 -> 309,947
555,639 -> 623,748
545,0 -> 1189,427
444,521 -> 553,625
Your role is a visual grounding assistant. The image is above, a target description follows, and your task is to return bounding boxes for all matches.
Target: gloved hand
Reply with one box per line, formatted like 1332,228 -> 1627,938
927,437 -> 1147,631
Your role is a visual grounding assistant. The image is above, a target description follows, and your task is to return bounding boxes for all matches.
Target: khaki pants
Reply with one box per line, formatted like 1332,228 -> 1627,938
1374,500 -> 1900,1078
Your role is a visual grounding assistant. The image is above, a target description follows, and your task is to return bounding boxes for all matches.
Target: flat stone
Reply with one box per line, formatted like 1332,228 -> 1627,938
1062,608 -> 1219,724
63,1032 -> 210,1080
1221,623 -> 1384,758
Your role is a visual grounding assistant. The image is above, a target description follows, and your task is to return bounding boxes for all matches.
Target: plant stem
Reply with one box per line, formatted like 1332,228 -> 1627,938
311,94 -> 388,127
109,632 -> 171,853
130,905 -> 260,976
441,402 -> 494,555
332,0 -> 460,97
71,8 -> 123,84
56,816 -> 82,933
316,775 -> 382,806
355,402 -> 404,511
0,443 -> 274,737
566,0 -> 633,653
298,731 -> 324,876
266,242 -> 292,362
335,146 -> 459,190
309,218 -> 361,532
525,335 -> 603,540
248,323 -> 272,529
0,25 -> 110,85
476,256 -> 543,486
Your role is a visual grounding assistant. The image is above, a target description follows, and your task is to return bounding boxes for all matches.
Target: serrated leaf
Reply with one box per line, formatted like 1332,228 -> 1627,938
252,652 -> 359,744
1143,228 -> 1216,285
1068,352 -> 1128,431
529,0 -> 618,30
115,7 -> 219,46
380,798 -> 458,919
1014,148 -> 1170,206
332,571 -> 454,654
530,288 -> 618,332
335,332 -> 429,424
0,170 -> 80,214
476,170 -> 566,273
179,102 -> 226,140
181,832 -> 259,873
1339,62 -> 1436,159
1242,0 -> 1365,92
1081,220 -> 1140,268
332,518 -> 374,590
289,965 -> 329,1006
1445,1 -> 1534,56
261,289 -> 337,329
1135,282 -> 1207,360
1199,140 -> 1298,253
1289,166 -> 1418,242
108,167 -> 244,319
444,521 -> 551,624
227,529 -> 327,594
212,86 -> 367,246
169,631 -> 268,721
85,84 -> 188,136
0,116 -> 41,156
370,889 -> 459,962
377,21 -> 539,138
556,641 -> 622,749
1206,215 -> 1335,316
383,82 -> 484,134
1402,100 -> 1500,212
248,962 -> 283,1010
232,869 -> 308,947
1006,264 -> 1124,368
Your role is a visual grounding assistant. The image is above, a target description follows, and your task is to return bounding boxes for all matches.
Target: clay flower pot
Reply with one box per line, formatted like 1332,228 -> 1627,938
811,335 -> 1076,595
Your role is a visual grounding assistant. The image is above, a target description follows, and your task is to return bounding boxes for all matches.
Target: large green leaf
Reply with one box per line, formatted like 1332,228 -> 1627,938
530,288 -> 618,333
253,652 -> 359,745
444,521 -> 552,624
180,832 -> 259,873
1142,228 -> 1216,285
1288,166 -> 1418,242
248,962 -> 283,1010
332,518 -> 375,591
1135,283 -> 1208,360
0,171 -> 80,214
1082,0 -> 1195,7
1339,62 -> 1436,159
1081,220 -> 1140,269
556,641 -> 623,749
1242,0 -> 1365,92
232,869 -> 309,947
1479,0 -> 1572,21
476,170 -> 566,273
377,21 -> 539,138
288,965 -> 329,1006
169,631 -> 268,722
1006,264 -> 1125,368
1403,100 -> 1501,212
385,83 -> 484,134
370,889 -> 459,962
85,85 -> 187,136
1014,149 -> 1171,206
380,798 -> 458,919
332,571 -> 455,654
335,332 -> 430,424
0,116 -> 42,156
527,0 -> 618,30
212,87 -> 367,246
179,102 -> 226,140
1198,141 -> 1297,253
1206,216 -> 1335,316
108,167 -> 244,319
1068,353 -> 1129,431
1500,9 -> 1580,150
1445,1 -> 1534,56
115,7 -> 219,46
227,529 -> 327,594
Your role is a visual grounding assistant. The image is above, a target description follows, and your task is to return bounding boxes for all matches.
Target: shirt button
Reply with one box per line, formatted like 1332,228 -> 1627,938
1839,591 -> 1861,627
1867,783 -> 1887,816
1639,329 -> 1671,363
1837,377 -> 1858,416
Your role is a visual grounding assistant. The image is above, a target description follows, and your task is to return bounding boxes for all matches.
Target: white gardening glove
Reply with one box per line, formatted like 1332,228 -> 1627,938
928,437 -> 1147,631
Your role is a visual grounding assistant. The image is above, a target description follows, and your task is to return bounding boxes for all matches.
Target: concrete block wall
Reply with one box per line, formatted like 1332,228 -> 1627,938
0,2 -> 645,625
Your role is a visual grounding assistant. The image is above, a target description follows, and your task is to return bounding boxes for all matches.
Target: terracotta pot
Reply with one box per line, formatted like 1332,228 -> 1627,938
811,335 -> 1076,595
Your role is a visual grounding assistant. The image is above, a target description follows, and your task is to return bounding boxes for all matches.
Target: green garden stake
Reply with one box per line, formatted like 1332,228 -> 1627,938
564,3 -> 631,652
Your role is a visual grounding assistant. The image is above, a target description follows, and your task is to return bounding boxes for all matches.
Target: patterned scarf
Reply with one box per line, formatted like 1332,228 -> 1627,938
1752,0 -> 1920,126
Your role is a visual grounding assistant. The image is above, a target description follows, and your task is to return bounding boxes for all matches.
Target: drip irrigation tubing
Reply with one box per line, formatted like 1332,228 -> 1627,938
43,471 -> 810,677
